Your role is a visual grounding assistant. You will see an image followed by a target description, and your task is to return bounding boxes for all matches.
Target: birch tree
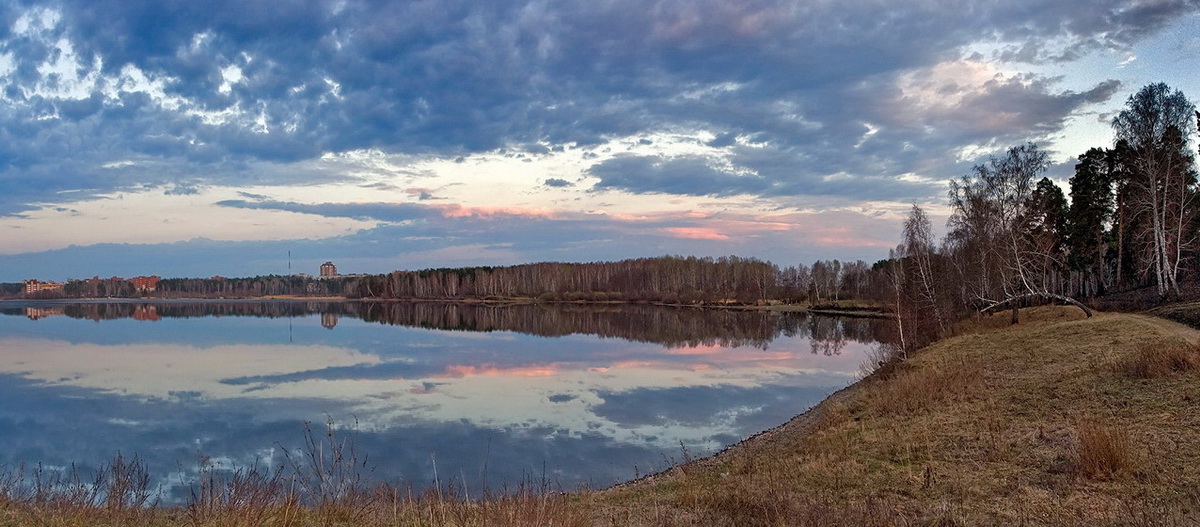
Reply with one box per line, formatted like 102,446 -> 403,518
1112,83 -> 1197,298
948,144 -> 1091,322
902,204 -> 946,334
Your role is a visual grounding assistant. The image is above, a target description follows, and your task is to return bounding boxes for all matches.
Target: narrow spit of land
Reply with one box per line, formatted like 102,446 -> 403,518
3,306 -> 1198,526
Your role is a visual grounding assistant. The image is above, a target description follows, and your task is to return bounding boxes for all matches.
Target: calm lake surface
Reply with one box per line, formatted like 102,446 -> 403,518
0,300 -> 887,500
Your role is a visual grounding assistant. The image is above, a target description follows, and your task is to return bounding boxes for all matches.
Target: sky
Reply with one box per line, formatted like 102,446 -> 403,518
0,0 -> 1198,281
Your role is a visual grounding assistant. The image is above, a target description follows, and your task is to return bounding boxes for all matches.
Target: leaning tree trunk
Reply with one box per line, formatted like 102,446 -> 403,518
983,292 -> 1094,320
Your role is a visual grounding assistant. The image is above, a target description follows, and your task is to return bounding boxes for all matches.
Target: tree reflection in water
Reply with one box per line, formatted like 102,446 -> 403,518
4,300 -> 895,350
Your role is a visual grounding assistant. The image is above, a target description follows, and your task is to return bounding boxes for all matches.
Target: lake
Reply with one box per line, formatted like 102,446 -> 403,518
0,300 -> 887,501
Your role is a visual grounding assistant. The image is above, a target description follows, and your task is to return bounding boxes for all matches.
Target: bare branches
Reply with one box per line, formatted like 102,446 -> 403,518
948,144 -> 1092,320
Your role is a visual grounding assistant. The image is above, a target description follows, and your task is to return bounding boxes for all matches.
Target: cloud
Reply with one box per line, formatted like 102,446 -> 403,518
0,202 -> 912,283
662,227 -> 731,241
589,154 -> 768,197
0,0 -> 1193,270
0,371 -> 669,499
216,199 -> 438,223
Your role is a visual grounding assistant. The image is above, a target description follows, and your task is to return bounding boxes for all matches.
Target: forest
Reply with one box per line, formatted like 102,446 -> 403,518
883,82 -> 1199,351
3,83 -> 1195,344
3,255 -> 875,306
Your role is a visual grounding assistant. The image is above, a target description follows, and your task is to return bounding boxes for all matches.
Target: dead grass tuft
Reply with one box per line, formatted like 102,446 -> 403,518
867,358 -> 984,416
1118,341 -> 1200,379
1073,417 -> 1140,481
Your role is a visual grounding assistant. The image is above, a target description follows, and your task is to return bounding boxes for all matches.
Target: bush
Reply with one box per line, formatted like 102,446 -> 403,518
1073,418 -> 1139,480
1119,342 -> 1200,379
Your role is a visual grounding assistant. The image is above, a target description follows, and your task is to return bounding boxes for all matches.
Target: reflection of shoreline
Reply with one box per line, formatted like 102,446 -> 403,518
24,307 -> 65,320
0,299 -> 893,351
0,296 -> 891,314
4,301 -> 888,350
808,308 -> 894,319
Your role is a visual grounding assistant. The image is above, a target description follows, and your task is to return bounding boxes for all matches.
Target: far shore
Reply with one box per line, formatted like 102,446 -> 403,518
0,295 -> 893,317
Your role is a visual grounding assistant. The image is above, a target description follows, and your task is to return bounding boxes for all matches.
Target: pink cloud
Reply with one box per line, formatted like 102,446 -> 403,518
435,204 -> 558,219
662,227 -> 731,240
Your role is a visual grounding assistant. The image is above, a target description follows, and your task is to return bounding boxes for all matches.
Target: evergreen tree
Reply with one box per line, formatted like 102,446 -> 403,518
1066,148 -> 1116,295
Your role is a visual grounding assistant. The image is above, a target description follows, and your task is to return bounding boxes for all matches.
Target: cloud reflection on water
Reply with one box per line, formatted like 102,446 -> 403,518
0,301 -> 885,495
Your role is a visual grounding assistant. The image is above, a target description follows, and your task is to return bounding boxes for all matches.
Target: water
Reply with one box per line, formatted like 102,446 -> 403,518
0,300 -> 887,501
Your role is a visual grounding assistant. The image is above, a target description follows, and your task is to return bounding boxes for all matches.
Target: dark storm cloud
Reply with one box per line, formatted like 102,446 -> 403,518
995,0 -> 1200,63
0,0 -> 1193,214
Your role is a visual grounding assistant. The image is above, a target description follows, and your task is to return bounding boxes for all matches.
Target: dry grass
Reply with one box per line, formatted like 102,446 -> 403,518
1073,417 -> 1140,481
864,357 -> 984,416
0,475 -> 590,527
1117,341 -> 1200,379
591,307 -> 1200,526
6,307 -> 1200,526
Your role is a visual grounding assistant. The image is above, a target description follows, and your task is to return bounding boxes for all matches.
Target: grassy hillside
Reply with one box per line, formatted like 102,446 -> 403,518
3,307 -> 1198,526
588,307 -> 1200,526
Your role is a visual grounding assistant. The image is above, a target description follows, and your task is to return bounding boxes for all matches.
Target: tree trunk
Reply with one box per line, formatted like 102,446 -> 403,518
983,292 -> 1094,319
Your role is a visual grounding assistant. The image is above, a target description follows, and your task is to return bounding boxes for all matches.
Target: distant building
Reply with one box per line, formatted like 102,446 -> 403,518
129,276 -> 160,292
23,279 -> 64,295
320,262 -> 338,277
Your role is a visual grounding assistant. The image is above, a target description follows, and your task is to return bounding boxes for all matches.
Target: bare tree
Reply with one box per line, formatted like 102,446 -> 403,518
885,245 -> 908,358
948,144 -> 1092,322
902,204 -> 946,334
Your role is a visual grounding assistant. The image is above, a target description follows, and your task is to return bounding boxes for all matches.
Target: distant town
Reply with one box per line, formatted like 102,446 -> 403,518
4,261 -> 362,300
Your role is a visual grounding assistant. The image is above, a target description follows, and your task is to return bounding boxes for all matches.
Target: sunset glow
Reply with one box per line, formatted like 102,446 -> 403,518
0,2 -> 1194,281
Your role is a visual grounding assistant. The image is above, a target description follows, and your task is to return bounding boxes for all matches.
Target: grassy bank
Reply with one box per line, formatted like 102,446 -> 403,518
590,306 -> 1200,526
3,307 -> 1198,526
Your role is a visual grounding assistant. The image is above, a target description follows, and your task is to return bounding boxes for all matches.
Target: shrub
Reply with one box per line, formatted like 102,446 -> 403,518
1073,418 -> 1139,480
1119,342 -> 1200,379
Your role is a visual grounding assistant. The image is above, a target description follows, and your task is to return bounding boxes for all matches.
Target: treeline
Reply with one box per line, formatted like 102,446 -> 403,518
0,256 -> 886,306
350,256 -> 881,305
352,257 -> 776,303
0,276 -> 361,299
155,276 -> 357,298
883,82 -> 1198,352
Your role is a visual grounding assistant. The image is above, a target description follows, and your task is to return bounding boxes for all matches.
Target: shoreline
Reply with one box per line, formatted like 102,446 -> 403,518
591,307 -> 1200,524
0,295 -> 892,317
